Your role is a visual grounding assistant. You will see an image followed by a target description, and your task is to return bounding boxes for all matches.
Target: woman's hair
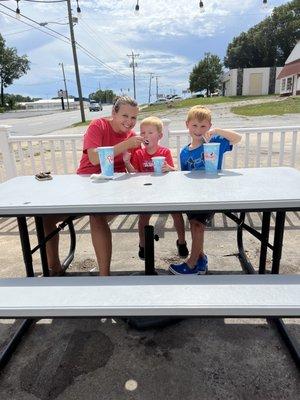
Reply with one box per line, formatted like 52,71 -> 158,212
113,96 -> 138,112
140,116 -> 163,134
187,105 -> 212,123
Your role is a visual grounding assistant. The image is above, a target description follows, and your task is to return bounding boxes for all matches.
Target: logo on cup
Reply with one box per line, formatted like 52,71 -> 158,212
107,155 -> 114,164
204,152 -> 216,162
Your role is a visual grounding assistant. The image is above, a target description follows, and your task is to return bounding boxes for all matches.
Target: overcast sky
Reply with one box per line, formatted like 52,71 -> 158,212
0,0 -> 291,103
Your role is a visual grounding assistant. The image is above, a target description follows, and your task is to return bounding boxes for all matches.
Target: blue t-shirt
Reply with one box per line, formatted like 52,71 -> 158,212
180,135 -> 232,171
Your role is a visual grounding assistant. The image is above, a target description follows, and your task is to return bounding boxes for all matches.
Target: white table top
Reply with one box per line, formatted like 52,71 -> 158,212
0,167 -> 299,215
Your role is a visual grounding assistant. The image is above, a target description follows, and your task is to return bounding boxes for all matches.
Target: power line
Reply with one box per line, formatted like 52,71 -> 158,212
0,9 -> 71,44
22,0 -> 67,3
0,3 -> 132,80
76,42 -> 131,78
0,3 -> 70,41
79,17 -> 125,61
3,27 -> 34,35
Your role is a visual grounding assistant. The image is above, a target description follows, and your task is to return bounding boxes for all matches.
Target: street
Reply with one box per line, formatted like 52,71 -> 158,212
0,105 -> 112,136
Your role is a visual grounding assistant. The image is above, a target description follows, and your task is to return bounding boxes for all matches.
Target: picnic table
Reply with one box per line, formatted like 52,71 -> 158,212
0,167 -> 299,370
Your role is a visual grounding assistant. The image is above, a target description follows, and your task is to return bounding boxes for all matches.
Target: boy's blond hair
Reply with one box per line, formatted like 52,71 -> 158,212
140,116 -> 163,134
187,106 -> 211,123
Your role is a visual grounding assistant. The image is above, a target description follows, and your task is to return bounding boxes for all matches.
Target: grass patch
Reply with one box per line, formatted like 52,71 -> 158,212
140,95 -> 275,113
71,95 -> 281,127
231,96 -> 300,116
72,120 -> 92,127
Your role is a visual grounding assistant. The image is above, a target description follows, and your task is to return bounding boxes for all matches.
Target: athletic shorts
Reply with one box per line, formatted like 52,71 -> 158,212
186,212 -> 215,226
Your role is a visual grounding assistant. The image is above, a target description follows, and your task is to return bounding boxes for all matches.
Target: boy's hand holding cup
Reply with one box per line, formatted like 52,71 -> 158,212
152,156 -> 165,174
202,128 -> 215,143
162,161 -> 172,173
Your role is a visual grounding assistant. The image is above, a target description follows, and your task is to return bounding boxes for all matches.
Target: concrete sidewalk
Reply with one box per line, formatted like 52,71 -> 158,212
0,213 -> 299,399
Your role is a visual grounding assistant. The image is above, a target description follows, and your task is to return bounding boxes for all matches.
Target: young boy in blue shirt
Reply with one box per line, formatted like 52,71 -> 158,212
169,105 -> 242,275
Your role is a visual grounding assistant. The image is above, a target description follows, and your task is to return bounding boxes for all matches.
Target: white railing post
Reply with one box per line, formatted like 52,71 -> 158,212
161,118 -> 171,147
0,125 -> 17,180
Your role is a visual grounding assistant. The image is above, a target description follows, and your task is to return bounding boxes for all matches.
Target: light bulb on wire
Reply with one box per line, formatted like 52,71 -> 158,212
199,1 -> 205,13
262,0 -> 268,8
76,0 -> 82,18
15,0 -> 21,19
135,0 -> 139,15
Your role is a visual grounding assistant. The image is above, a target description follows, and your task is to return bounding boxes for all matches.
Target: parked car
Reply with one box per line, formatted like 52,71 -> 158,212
149,98 -> 169,106
171,96 -> 183,101
89,100 -> 103,112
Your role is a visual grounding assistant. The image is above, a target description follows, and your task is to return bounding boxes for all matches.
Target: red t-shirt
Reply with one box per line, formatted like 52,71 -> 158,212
131,146 -> 174,172
77,118 -> 136,174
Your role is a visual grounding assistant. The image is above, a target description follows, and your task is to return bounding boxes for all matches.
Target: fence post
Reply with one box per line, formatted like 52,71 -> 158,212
161,118 -> 171,147
0,125 -> 17,180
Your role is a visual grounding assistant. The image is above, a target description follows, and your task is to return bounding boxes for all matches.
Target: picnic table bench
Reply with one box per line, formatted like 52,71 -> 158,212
0,275 -> 299,318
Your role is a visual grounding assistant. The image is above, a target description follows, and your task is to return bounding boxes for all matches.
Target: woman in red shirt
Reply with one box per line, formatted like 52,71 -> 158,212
44,96 -> 143,276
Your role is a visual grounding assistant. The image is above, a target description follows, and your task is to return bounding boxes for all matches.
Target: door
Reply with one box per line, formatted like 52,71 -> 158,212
249,73 -> 263,95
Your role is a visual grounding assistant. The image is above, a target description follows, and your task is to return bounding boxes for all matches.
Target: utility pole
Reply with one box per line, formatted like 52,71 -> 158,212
59,62 -> 70,110
155,76 -> 159,99
127,50 -> 139,100
66,0 -> 85,122
148,73 -> 154,104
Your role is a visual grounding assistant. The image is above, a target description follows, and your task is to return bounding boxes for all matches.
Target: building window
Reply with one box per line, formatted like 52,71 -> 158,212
286,77 -> 293,91
281,78 -> 286,91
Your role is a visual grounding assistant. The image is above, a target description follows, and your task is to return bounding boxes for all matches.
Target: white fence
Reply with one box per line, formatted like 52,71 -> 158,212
0,122 -> 299,182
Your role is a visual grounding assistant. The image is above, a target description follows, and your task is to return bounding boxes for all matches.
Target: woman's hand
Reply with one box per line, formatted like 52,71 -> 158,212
126,136 -> 144,150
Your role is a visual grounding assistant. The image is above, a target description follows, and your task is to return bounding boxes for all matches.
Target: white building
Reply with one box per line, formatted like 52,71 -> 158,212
221,66 -> 283,96
18,98 -> 89,110
277,41 -> 300,96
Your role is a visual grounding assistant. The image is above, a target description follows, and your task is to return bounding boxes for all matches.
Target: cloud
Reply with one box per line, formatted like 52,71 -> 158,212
1,0 -> 286,100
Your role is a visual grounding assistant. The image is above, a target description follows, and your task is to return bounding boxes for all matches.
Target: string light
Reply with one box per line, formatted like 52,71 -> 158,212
262,0 -> 268,8
15,0 -> 21,19
76,0 -> 81,18
134,0 -> 139,15
199,1 -> 204,13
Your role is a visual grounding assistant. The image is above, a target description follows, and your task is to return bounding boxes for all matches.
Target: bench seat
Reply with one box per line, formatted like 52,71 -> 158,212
0,275 -> 299,318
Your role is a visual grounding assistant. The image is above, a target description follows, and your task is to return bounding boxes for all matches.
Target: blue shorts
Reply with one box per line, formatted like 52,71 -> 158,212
186,212 -> 214,226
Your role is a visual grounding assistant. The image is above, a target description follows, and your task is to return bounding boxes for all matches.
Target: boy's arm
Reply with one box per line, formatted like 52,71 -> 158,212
124,161 -> 136,173
123,152 -> 137,173
162,162 -> 175,172
162,148 -> 176,172
207,128 -> 242,145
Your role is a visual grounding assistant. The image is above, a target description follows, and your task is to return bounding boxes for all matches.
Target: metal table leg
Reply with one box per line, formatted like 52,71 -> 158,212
144,225 -> 158,275
258,212 -> 271,274
35,216 -> 50,276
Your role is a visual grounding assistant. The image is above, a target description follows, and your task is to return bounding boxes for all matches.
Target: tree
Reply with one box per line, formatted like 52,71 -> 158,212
0,34 -> 30,107
89,89 -> 115,104
224,0 -> 300,68
2,93 -> 36,110
189,53 -> 222,96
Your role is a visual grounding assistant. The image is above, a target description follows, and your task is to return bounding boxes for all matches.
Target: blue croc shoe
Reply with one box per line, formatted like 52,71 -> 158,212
169,262 -> 199,275
169,255 -> 208,275
196,254 -> 208,275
